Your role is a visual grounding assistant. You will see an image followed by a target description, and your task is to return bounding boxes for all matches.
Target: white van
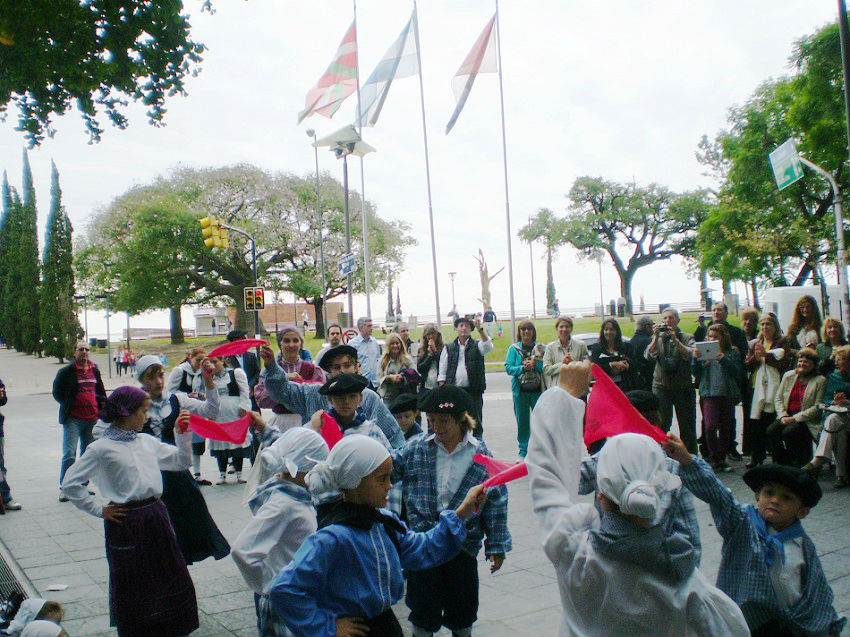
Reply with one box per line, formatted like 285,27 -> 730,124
761,285 -> 846,332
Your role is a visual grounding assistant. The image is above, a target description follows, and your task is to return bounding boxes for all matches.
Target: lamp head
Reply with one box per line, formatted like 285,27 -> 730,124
306,128 -> 315,138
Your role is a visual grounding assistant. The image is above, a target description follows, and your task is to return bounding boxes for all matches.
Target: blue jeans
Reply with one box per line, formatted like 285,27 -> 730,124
60,418 -> 96,485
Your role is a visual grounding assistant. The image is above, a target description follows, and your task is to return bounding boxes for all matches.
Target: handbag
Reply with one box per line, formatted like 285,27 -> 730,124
517,344 -> 544,392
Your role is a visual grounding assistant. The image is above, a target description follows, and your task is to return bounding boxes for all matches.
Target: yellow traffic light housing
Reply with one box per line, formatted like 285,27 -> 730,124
200,215 -> 219,247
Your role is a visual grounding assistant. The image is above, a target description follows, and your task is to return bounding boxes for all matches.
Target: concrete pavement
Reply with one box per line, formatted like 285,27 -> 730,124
0,348 -> 847,636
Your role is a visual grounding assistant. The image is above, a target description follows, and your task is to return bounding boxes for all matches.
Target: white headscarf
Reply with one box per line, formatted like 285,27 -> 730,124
7,598 -> 46,636
596,433 -> 681,519
306,434 -> 390,495
20,619 -> 62,637
242,427 -> 330,505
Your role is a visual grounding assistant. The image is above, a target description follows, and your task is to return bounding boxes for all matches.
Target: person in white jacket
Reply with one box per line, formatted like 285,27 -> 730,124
526,360 -> 749,637
231,423 -> 329,637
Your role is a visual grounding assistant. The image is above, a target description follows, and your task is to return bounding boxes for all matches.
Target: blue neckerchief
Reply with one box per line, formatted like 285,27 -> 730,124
248,476 -> 312,515
103,425 -> 137,441
746,504 -> 804,566
327,407 -> 367,432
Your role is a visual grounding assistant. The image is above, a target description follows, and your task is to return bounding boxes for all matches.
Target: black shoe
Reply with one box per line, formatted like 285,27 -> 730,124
58,495 -> 69,503
745,459 -> 762,470
195,478 -> 212,486
728,449 -> 742,461
88,490 -> 95,496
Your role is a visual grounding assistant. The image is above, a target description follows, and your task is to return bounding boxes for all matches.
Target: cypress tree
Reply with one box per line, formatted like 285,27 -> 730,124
1,186 -> 22,349
17,149 -> 41,355
41,161 -> 79,362
0,173 -> 12,346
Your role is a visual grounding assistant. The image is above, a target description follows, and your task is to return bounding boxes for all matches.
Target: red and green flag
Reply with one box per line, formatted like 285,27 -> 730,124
298,20 -> 358,124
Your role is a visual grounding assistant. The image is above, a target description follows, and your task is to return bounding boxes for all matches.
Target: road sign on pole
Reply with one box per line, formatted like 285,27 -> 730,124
769,138 -> 804,191
338,253 -> 355,276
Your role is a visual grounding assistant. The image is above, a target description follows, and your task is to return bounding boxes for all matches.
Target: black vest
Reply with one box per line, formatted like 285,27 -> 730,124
446,338 -> 486,393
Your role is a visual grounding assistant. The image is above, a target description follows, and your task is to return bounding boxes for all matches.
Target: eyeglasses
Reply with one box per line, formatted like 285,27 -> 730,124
76,347 -> 90,351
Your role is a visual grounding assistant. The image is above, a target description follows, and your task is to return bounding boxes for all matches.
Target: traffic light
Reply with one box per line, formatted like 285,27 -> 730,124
200,216 -> 220,248
244,287 -> 255,311
254,287 -> 265,310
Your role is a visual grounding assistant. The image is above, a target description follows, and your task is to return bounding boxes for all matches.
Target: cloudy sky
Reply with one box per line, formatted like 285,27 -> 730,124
0,1 -> 840,336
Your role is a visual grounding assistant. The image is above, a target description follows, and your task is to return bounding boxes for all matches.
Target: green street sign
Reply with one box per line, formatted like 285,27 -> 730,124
769,138 -> 804,190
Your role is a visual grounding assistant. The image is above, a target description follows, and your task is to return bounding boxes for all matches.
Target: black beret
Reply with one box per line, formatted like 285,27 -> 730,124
743,463 -> 822,508
226,329 -> 247,342
625,390 -> 660,415
388,393 -> 418,415
417,385 -> 473,415
317,345 -> 358,372
319,372 -> 369,396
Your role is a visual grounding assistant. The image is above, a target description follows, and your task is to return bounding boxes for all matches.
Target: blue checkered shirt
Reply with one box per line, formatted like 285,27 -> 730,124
391,437 -> 511,558
579,455 -> 701,566
680,457 -> 846,635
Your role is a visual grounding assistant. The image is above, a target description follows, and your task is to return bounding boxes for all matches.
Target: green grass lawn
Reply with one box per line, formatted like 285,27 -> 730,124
101,310 -> 732,372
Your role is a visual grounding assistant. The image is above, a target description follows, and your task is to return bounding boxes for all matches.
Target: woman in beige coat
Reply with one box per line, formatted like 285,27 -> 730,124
767,348 -> 826,467
542,316 -> 589,389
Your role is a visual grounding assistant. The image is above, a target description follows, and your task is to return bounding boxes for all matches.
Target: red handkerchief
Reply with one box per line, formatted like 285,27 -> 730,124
207,339 -> 269,358
320,411 -> 344,449
188,413 -> 253,444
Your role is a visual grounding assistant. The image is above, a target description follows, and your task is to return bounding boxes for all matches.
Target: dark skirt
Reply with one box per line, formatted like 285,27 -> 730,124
104,498 -> 199,637
160,469 -> 230,564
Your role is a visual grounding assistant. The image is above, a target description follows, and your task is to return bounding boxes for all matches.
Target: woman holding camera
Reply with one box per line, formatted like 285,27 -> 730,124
589,318 -> 636,393
504,319 -> 544,459
416,324 -> 444,391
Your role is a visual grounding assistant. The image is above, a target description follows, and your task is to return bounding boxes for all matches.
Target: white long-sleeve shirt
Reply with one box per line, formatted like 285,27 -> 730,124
231,489 -> 317,595
526,386 -> 749,637
437,336 -> 494,386
61,431 -> 193,519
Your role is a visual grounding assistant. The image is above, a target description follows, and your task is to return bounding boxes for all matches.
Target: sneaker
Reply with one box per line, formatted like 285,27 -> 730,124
216,474 -> 227,485
727,449 -> 742,461
236,473 -> 246,484
3,500 -> 21,511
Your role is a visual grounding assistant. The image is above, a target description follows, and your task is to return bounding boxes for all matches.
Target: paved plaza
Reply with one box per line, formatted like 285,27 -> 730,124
0,348 -> 848,636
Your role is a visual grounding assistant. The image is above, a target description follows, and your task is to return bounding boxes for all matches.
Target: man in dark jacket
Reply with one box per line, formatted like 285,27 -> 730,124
437,315 -> 494,437
629,315 -> 655,391
52,341 -> 106,500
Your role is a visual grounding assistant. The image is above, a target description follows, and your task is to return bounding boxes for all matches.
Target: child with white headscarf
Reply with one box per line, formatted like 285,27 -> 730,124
526,360 -> 749,637
269,434 -> 486,637
232,425 -> 330,637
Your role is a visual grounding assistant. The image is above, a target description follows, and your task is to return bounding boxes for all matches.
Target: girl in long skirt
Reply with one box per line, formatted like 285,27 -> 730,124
61,386 -> 199,637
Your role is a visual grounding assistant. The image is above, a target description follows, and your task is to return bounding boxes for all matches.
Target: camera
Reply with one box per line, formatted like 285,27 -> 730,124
699,313 -> 712,321
465,313 -> 476,323
656,324 -> 669,333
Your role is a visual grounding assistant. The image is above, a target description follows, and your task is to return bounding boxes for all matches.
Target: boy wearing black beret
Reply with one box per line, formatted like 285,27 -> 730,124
388,393 -> 423,442
665,435 -> 845,637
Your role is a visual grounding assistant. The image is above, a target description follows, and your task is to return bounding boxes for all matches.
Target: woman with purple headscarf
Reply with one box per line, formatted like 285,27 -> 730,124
60,386 -> 200,637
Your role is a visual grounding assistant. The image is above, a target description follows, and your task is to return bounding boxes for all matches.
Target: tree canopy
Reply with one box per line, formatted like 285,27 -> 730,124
0,0 -> 207,145
518,208 -> 567,314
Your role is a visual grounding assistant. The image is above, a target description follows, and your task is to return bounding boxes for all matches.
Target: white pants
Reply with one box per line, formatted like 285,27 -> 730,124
815,413 -> 848,478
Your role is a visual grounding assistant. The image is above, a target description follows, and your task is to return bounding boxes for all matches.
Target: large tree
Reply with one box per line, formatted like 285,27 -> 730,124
562,177 -> 709,314
696,17 -> 849,290
519,208 -> 567,314
77,165 -> 414,337
0,0 -> 207,145
0,175 -> 20,347
17,149 -> 41,354
41,161 -> 80,361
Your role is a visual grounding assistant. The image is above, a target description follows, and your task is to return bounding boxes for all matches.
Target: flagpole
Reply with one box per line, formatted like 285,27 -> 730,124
353,0 -> 373,322
494,0 -> 516,339
411,2 -> 442,328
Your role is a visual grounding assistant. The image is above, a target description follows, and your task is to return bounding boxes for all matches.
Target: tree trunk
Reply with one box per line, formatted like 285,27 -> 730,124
721,279 -> 731,295
750,278 -> 761,310
618,267 -> 635,316
233,302 -> 266,335
699,269 -> 710,309
170,305 -> 185,344
312,297 -> 326,339
791,261 -> 813,286
545,246 -> 556,312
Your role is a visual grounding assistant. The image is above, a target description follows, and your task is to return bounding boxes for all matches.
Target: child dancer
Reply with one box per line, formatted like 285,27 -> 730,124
394,385 -> 511,637
666,435 -> 846,637
135,354 -> 230,565
388,393 -> 423,442
166,346 -> 210,484
527,361 -> 749,636
61,386 -> 199,637
270,434 -> 486,637
232,423 -> 329,637
206,355 -> 252,485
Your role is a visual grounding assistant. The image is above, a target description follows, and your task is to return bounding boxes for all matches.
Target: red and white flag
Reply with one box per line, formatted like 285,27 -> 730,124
445,14 -> 497,134
298,20 -> 359,124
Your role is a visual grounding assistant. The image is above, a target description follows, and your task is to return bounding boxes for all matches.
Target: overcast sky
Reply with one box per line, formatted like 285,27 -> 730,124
0,1 -> 840,336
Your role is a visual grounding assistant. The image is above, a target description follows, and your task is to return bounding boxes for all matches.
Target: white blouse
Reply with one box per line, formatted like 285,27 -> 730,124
61,432 -> 193,518
526,386 -> 749,637
231,489 -> 317,594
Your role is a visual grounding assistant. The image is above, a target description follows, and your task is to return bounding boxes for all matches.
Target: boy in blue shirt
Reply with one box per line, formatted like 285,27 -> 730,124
665,434 -> 845,637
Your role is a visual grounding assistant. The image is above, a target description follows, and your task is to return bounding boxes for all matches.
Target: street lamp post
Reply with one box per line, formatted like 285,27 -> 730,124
529,243 -> 536,319
306,128 -> 329,337
448,272 -> 457,315
95,293 -> 111,378
312,125 -> 375,328
126,312 -> 131,349
74,295 -> 89,342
